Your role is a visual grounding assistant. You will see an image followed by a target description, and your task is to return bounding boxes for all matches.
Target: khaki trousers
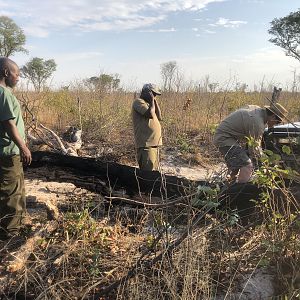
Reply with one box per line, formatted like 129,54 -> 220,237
137,147 -> 160,171
0,155 -> 26,236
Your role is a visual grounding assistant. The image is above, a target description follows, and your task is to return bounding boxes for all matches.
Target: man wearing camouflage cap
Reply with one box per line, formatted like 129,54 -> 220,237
213,103 -> 288,183
132,83 -> 162,171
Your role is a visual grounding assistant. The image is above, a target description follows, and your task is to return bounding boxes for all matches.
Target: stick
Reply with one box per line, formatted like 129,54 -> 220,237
39,123 -> 68,154
2,221 -> 59,274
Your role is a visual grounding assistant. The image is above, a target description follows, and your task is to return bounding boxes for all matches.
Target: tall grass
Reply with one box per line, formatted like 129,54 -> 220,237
16,86 -> 300,165
5,84 -> 299,299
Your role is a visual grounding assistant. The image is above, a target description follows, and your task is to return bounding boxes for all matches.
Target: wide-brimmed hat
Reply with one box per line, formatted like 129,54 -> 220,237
265,103 -> 288,121
142,83 -> 162,95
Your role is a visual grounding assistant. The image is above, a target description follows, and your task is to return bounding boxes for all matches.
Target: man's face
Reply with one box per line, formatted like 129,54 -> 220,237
5,64 -> 20,88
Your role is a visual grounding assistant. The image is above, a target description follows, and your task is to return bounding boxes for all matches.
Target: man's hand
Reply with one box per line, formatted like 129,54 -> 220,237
149,90 -> 156,115
2,119 -> 32,166
20,145 -> 32,166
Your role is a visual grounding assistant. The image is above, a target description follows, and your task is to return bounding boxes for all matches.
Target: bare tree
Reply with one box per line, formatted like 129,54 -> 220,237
160,61 -> 178,92
173,67 -> 185,92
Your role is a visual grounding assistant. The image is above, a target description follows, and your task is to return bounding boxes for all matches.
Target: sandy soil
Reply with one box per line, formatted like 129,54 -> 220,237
160,159 -> 223,181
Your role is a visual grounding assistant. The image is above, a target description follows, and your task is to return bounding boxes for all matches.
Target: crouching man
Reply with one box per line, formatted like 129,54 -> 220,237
213,103 -> 288,183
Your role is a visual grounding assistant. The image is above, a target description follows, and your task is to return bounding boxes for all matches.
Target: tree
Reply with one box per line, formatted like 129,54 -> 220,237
21,57 -> 57,92
269,9 -> 300,62
86,73 -> 120,93
173,68 -> 185,92
0,16 -> 27,57
160,61 -> 178,92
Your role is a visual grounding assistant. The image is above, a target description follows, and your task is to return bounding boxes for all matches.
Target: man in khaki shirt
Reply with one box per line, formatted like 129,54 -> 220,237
132,83 -> 162,171
213,103 -> 288,183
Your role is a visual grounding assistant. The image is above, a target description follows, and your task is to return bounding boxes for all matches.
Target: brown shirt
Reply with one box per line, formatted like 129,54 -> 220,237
213,105 -> 267,148
132,98 -> 162,148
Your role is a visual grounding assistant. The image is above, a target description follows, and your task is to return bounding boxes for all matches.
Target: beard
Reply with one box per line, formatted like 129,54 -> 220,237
5,77 -> 17,88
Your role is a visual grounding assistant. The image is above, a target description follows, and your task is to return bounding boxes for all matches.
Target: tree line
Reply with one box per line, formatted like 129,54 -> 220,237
1,9 -> 299,92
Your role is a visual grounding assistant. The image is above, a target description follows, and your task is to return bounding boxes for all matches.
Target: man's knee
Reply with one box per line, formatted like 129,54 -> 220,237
237,163 -> 253,183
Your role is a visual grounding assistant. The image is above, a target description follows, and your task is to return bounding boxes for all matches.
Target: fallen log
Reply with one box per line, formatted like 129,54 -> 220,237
30,151 -> 298,222
30,151 -> 204,199
29,152 -> 269,214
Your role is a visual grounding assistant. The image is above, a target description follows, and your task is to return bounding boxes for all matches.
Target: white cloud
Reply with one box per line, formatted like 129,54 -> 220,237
158,27 -> 176,32
139,27 -> 176,32
22,25 -> 49,38
210,17 -> 247,28
247,0 -> 264,3
204,29 -> 216,34
152,47 -> 298,89
6,0 -> 227,37
0,1 -> 11,8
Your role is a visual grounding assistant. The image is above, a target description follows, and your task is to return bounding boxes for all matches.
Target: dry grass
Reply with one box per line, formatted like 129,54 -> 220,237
16,87 -> 300,166
1,86 -> 298,299
1,187 -> 299,299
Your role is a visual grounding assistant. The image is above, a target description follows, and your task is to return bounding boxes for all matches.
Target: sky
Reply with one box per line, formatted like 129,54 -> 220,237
2,0 -> 300,90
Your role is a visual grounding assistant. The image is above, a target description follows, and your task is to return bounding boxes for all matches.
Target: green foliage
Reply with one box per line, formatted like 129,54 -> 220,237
269,9 -> 300,62
227,210 -> 240,226
209,123 -> 219,135
176,133 -> 195,153
192,185 -> 220,208
86,73 -> 120,93
246,136 -> 261,149
89,248 -> 102,276
65,209 -> 97,237
0,16 -> 27,57
21,57 -> 57,92
282,145 -> 292,155
45,90 -> 77,115
42,90 -> 80,128
252,148 -> 299,230
252,149 -> 287,190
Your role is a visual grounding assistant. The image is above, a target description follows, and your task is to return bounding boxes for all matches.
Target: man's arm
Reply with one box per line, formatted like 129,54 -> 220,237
143,96 -> 156,119
154,99 -> 162,121
2,119 -> 32,165
134,90 -> 156,119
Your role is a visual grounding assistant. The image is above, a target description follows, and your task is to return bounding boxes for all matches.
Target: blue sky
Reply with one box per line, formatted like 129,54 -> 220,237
2,0 -> 299,90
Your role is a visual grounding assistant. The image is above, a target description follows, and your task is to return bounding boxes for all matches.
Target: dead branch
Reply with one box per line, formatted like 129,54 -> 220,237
4,221 -> 59,273
271,86 -> 282,103
40,123 -> 68,154
104,194 -> 195,208
85,200 -> 221,299
28,124 -> 82,156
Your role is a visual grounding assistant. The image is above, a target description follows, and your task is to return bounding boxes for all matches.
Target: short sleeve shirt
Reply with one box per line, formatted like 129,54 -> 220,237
131,98 -> 162,148
213,105 -> 267,148
0,86 -> 25,156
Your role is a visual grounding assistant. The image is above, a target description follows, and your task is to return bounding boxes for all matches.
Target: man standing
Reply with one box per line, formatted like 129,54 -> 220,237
132,83 -> 162,171
0,57 -> 32,240
213,103 -> 288,183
